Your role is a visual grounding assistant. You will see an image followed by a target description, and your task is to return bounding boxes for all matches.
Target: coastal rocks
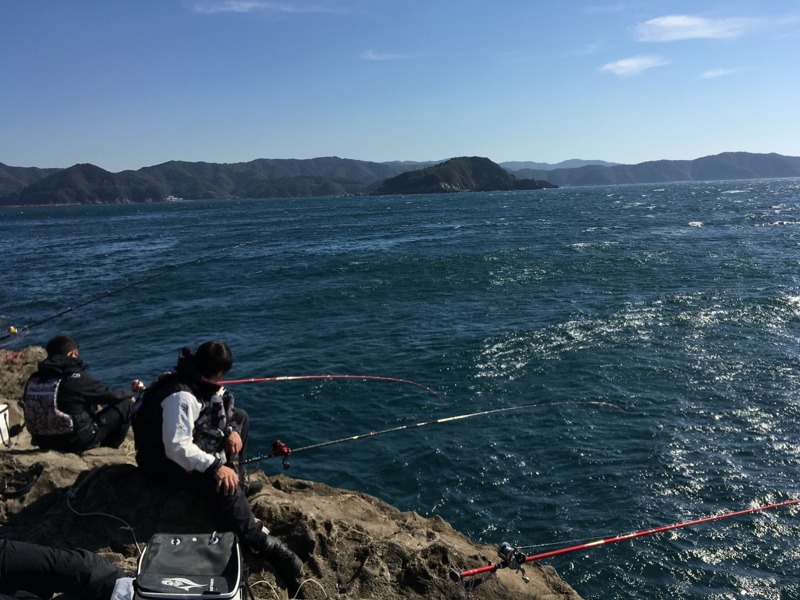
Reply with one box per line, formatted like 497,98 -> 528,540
1,347 -> 583,600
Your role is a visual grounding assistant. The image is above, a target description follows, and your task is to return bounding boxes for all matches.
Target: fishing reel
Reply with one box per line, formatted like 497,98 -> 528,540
497,542 -> 529,582
272,440 -> 292,469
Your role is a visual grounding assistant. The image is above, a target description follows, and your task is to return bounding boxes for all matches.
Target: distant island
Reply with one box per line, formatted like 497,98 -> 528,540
1,151 -> 799,206
370,156 -> 557,195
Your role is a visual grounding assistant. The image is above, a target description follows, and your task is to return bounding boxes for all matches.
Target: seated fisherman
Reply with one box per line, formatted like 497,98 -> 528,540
23,335 -> 135,453
0,539 -> 124,600
132,340 -> 302,581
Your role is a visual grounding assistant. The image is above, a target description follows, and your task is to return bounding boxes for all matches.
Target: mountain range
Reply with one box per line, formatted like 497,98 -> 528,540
1,152 -> 798,206
513,152 -> 800,187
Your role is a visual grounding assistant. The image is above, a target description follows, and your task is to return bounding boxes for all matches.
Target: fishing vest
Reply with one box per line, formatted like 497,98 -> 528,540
194,392 -> 230,454
23,377 -> 74,436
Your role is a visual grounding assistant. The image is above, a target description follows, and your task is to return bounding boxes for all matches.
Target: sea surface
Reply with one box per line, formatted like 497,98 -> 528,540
2,180 -> 800,599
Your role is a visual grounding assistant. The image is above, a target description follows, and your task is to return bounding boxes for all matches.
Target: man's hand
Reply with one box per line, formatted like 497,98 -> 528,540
224,431 -> 243,456
214,465 -> 239,496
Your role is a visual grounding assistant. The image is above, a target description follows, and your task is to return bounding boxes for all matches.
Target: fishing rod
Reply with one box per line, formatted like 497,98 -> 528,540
242,400 -> 621,468
0,240 -> 257,343
456,497 -> 800,581
220,373 -> 446,403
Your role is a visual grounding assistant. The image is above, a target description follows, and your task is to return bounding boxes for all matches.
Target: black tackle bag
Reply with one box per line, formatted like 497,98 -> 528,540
133,532 -> 243,600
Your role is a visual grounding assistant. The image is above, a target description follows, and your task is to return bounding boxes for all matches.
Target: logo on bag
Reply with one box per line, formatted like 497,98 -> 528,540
160,578 -> 205,591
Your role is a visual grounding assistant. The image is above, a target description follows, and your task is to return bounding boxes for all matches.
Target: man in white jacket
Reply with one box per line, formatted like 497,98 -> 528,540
132,341 -> 302,581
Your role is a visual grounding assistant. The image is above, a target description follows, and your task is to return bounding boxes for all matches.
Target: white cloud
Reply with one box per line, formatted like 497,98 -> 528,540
600,55 -> 670,76
585,2 -> 625,14
700,68 -> 740,79
583,41 -> 603,55
635,15 -> 756,42
189,0 -> 355,15
190,1 -> 285,13
362,49 -> 412,61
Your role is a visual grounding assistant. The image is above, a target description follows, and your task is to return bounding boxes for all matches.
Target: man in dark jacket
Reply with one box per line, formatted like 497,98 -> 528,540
132,340 -> 303,582
23,335 -> 135,453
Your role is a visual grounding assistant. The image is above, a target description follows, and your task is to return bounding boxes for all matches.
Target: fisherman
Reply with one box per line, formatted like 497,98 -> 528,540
0,539 -> 124,600
22,335 -> 135,453
132,340 -> 303,581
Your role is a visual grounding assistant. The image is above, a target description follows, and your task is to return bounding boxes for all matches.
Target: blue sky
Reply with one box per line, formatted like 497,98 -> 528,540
1,1 -> 799,172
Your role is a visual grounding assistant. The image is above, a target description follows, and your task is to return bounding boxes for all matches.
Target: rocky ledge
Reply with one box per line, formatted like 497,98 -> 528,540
1,347 -> 582,600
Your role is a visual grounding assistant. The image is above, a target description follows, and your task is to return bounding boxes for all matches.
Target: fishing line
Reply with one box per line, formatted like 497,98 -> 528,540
242,399 -> 621,467
220,373 -> 446,403
457,497 -> 800,580
0,327 -> 28,349
0,240 -> 257,343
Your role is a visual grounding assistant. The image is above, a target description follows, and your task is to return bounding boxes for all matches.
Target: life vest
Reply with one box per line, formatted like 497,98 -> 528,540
23,377 -> 74,436
193,392 -> 230,454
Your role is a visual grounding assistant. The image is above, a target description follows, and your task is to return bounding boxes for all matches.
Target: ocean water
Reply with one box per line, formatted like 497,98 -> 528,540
2,180 -> 800,599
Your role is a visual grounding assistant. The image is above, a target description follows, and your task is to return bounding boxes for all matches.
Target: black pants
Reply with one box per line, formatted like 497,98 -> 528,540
33,401 -> 134,454
0,539 -> 123,600
140,408 -> 264,551
91,400 -> 135,449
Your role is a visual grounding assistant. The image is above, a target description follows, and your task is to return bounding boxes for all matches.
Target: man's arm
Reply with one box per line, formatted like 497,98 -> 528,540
160,391 -> 217,473
220,391 -> 244,457
71,371 -> 133,407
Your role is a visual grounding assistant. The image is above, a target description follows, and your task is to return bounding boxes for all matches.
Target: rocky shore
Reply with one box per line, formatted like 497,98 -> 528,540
1,347 -> 583,600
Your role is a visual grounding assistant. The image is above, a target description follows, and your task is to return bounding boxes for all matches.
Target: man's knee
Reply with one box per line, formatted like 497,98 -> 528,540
113,399 -> 135,422
231,407 -> 248,425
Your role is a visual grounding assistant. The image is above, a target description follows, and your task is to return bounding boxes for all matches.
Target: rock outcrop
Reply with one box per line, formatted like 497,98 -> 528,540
0,347 -> 582,600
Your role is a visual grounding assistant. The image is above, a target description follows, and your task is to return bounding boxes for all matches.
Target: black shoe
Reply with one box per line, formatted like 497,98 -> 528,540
261,534 -> 303,580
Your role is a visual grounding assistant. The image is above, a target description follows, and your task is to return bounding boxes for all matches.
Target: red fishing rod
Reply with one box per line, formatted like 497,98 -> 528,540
457,498 -> 800,580
220,373 -> 446,403
241,400 -> 621,468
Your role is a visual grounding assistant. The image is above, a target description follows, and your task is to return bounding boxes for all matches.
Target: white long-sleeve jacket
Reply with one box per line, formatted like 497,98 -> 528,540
161,390 -> 225,473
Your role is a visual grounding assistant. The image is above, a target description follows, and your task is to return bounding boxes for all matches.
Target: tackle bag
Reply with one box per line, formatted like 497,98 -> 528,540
133,532 -> 243,600
0,403 -> 10,447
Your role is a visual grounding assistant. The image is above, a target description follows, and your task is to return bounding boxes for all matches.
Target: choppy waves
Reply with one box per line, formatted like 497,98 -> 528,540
2,179 -> 800,598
